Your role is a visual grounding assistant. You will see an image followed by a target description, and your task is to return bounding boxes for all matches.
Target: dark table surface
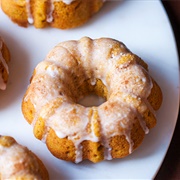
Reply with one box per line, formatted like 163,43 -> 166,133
155,1 -> 180,180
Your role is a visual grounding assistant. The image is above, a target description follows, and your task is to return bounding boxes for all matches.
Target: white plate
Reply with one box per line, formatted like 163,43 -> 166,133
0,0 -> 179,179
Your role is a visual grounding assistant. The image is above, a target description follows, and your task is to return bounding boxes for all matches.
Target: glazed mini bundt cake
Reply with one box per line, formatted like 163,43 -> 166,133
22,37 -> 163,163
0,37 -> 10,90
0,0 -> 105,29
0,135 -> 49,180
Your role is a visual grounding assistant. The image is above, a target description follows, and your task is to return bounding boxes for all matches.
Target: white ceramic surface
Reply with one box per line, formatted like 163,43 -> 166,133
0,0 -> 179,179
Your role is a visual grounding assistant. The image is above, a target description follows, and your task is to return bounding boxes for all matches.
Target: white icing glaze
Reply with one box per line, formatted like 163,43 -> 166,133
0,37 -> 9,90
24,37 -> 155,163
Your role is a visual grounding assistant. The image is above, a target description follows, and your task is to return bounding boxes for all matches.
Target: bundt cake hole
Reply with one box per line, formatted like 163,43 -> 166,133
77,79 -> 107,107
78,93 -> 105,107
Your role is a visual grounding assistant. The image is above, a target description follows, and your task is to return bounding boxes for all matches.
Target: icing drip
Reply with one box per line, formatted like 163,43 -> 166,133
0,37 -> 9,90
26,0 -> 34,24
46,0 -> 54,23
25,0 -> 75,24
24,37 -> 155,162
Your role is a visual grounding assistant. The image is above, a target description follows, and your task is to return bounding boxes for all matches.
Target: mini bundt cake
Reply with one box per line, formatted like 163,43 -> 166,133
0,0 -> 105,29
0,37 -> 10,90
0,135 -> 49,180
22,37 -> 163,163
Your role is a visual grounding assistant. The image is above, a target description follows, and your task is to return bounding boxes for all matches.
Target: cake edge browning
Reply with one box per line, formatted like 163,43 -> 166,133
1,0 -> 28,27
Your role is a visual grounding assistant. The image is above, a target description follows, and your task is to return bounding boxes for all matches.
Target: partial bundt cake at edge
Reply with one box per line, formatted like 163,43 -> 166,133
22,37 -> 163,163
0,135 -> 49,179
0,37 -> 10,90
0,0 -> 105,29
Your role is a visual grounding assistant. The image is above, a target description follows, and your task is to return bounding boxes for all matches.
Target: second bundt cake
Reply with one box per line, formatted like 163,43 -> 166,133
0,0 -> 105,29
0,135 -> 49,180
